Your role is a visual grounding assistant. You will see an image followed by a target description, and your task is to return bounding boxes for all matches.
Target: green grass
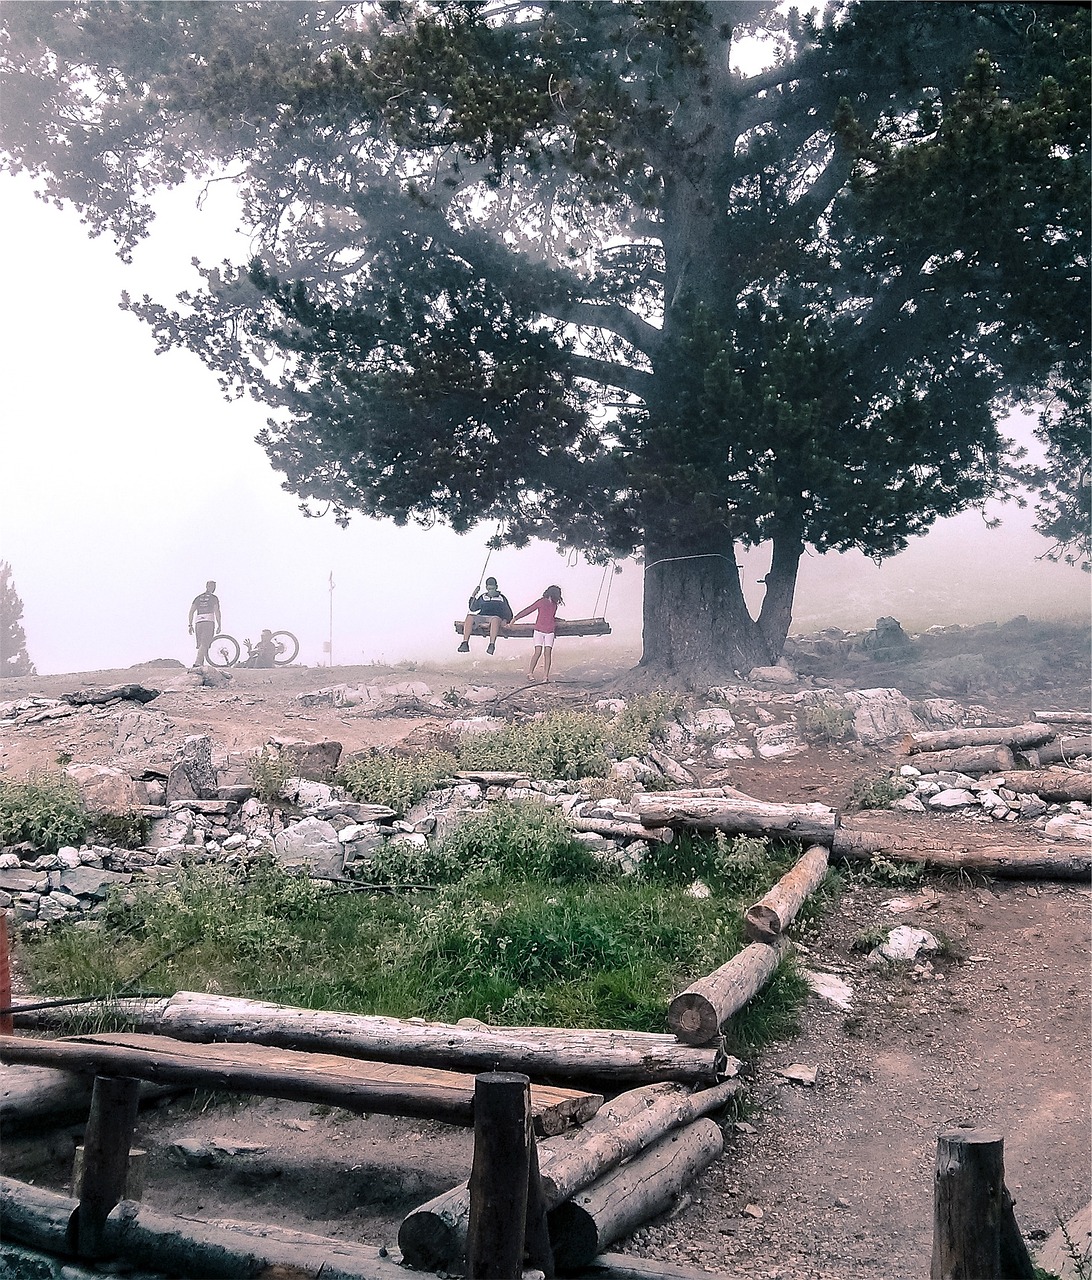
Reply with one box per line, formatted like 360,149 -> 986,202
339,748 -> 458,814
21,804 -> 817,1051
0,772 -> 88,853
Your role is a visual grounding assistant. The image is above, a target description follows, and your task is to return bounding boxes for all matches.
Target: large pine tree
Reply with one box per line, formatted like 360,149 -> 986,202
0,561 -> 36,678
2,2 -> 1086,681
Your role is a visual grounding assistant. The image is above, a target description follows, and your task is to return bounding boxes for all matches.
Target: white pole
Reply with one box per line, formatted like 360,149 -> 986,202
328,571 -> 334,667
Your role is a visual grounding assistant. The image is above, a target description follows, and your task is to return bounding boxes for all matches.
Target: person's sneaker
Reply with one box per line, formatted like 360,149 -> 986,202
457,641 -> 470,652
487,642 -> 496,654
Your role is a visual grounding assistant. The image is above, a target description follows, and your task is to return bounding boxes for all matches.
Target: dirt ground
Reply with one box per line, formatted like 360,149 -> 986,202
2,628 -> 1090,1279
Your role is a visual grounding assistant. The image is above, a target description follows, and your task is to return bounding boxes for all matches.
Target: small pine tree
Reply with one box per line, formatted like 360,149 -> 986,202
0,561 -> 36,677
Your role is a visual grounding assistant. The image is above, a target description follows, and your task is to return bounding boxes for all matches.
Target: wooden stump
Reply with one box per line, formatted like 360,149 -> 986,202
467,1072 -> 532,1280
76,1075 -> 142,1258
931,1128 -> 1005,1279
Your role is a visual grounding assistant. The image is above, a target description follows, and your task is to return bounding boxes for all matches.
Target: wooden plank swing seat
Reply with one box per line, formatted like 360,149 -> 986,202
454,616 -> 611,638
0,1032 -> 602,1135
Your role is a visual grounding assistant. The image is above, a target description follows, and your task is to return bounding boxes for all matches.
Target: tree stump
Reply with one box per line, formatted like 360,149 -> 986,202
931,1128 -> 1004,1279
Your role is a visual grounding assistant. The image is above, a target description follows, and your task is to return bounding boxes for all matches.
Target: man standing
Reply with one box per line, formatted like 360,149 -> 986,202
188,580 -> 221,667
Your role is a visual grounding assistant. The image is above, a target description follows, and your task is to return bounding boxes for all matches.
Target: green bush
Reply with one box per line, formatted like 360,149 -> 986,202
849,774 -> 912,810
457,711 -> 613,780
0,773 -> 88,853
93,810 -> 150,849
455,696 -> 680,781
801,700 -> 854,744
339,748 -> 458,814
249,747 -> 295,805
439,801 -> 600,884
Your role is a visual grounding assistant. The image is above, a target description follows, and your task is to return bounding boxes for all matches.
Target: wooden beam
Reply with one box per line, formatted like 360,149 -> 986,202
75,1075 -> 141,1258
635,795 -> 837,844
931,1128 -> 1004,1279
39,993 -> 725,1087
0,1034 -> 600,1136
455,618 -> 611,638
901,723 -> 1054,755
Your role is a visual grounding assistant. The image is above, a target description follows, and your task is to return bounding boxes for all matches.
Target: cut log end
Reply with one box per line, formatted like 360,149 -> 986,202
666,994 -> 719,1047
742,904 -> 782,945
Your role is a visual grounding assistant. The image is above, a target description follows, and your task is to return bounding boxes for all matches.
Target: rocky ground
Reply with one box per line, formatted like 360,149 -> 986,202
1,618 -> 1090,1279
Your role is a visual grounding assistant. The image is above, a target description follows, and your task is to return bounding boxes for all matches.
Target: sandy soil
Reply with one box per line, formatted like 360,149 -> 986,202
2,636 -> 1089,1279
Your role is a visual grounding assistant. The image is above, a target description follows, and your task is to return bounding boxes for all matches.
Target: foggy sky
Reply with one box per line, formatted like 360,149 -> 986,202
0,174 -> 1086,678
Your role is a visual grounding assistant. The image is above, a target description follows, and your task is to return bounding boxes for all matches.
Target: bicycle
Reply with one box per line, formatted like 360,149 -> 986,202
206,630 -> 300,669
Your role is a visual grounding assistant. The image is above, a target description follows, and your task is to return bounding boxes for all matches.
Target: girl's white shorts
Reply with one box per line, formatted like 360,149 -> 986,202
533,630 -> 555,648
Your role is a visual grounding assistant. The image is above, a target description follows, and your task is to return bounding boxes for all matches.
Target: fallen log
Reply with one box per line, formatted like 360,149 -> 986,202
832,830 -> 1091,880
18,993 -> 726,1087
905,745 -> 1016,776
570,815 -> 674,844
1026,735 -> 1092,767
1032,711 -> 1092,727
548,1119 -> 724,1271
901,723 -> 1054,755
0,1175 -> 78,1255
0,1174 -> 741,1280
993,768 -> 1092,803
668,938 -> 790,1046
398,1078 -> 741,1273
743,845 -> 830,944
634,795 -> 837,844
0,1034 -> 601,1135
0,1062 -> 175,1132
453,770 -> 531,786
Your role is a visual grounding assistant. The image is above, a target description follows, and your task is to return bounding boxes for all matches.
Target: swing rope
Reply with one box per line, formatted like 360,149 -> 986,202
591,561 -> 617,620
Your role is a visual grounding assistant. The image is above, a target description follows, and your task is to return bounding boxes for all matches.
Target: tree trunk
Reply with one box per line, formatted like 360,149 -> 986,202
635,795 -> 838,844
757,522 -> 804,658
0,1034 -> 601,1135
640,539 -> 773,683
901,723 -> 1055,754
906,745 -> 1016,776
832,830 -> 1091,880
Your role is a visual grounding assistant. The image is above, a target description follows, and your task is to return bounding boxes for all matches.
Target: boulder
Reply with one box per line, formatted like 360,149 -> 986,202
844,688 -> 922,745
271,817 -> 343,878
267,737 -> 343,781
748,665 -> 797,685
61,683 -> 160,706
166,735 -> 217,802
65,764 -> 139,814
113,710 -> 172,755
688,707 -> 737,736
754,723 -> 806,759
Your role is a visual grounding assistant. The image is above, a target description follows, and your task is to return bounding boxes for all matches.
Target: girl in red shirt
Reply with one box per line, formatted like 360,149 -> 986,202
513,585 -> 564,682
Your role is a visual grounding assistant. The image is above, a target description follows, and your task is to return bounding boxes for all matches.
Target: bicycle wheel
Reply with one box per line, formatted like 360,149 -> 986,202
271,630 -> 300,666
207,634 -> 241,668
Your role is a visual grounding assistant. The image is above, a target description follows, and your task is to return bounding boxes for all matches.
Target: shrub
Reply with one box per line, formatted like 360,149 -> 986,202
802,700 -> 854,744
437,801 -> 600,885
0,773 -> 87,852
849,774 -> 912,810
93,810 -> 150,849
457,711 -> 613,779
339,748 -> 458,814
249,747 -> 295,805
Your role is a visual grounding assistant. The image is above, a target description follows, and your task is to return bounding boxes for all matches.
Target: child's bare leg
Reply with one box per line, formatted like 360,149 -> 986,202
528,646 -> 542,680
542,646 -> 553,681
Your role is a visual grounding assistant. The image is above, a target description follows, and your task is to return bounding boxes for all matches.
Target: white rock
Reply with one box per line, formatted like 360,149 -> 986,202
685,880 -> 712,899
220,833 -> 246,851
893,795 -> 927,814
596,699 -> 627,715
271,817 -> 343,877
844,688 -> 921,745
754,723 -> 806,759
711,744 -> 755,761
57,849 -> 83,869
748,665 -> 796,685
899,765 -> 922,778
928,789 -> 978,809
879,926 -> 939,962
1044,814 -> 1092,841
0,853 -> 23,869
688,707 -> 737,735
448,716 -> 505,736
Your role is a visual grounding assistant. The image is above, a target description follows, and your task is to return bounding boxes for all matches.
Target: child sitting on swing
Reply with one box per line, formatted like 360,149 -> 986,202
458,577 -> 513,654
513,585 -> 564,682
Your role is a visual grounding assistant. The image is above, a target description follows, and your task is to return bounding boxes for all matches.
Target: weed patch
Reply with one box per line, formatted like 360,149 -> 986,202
0,773 -> 88,853
339,748 -> 458,814
849,774 -> 912,810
